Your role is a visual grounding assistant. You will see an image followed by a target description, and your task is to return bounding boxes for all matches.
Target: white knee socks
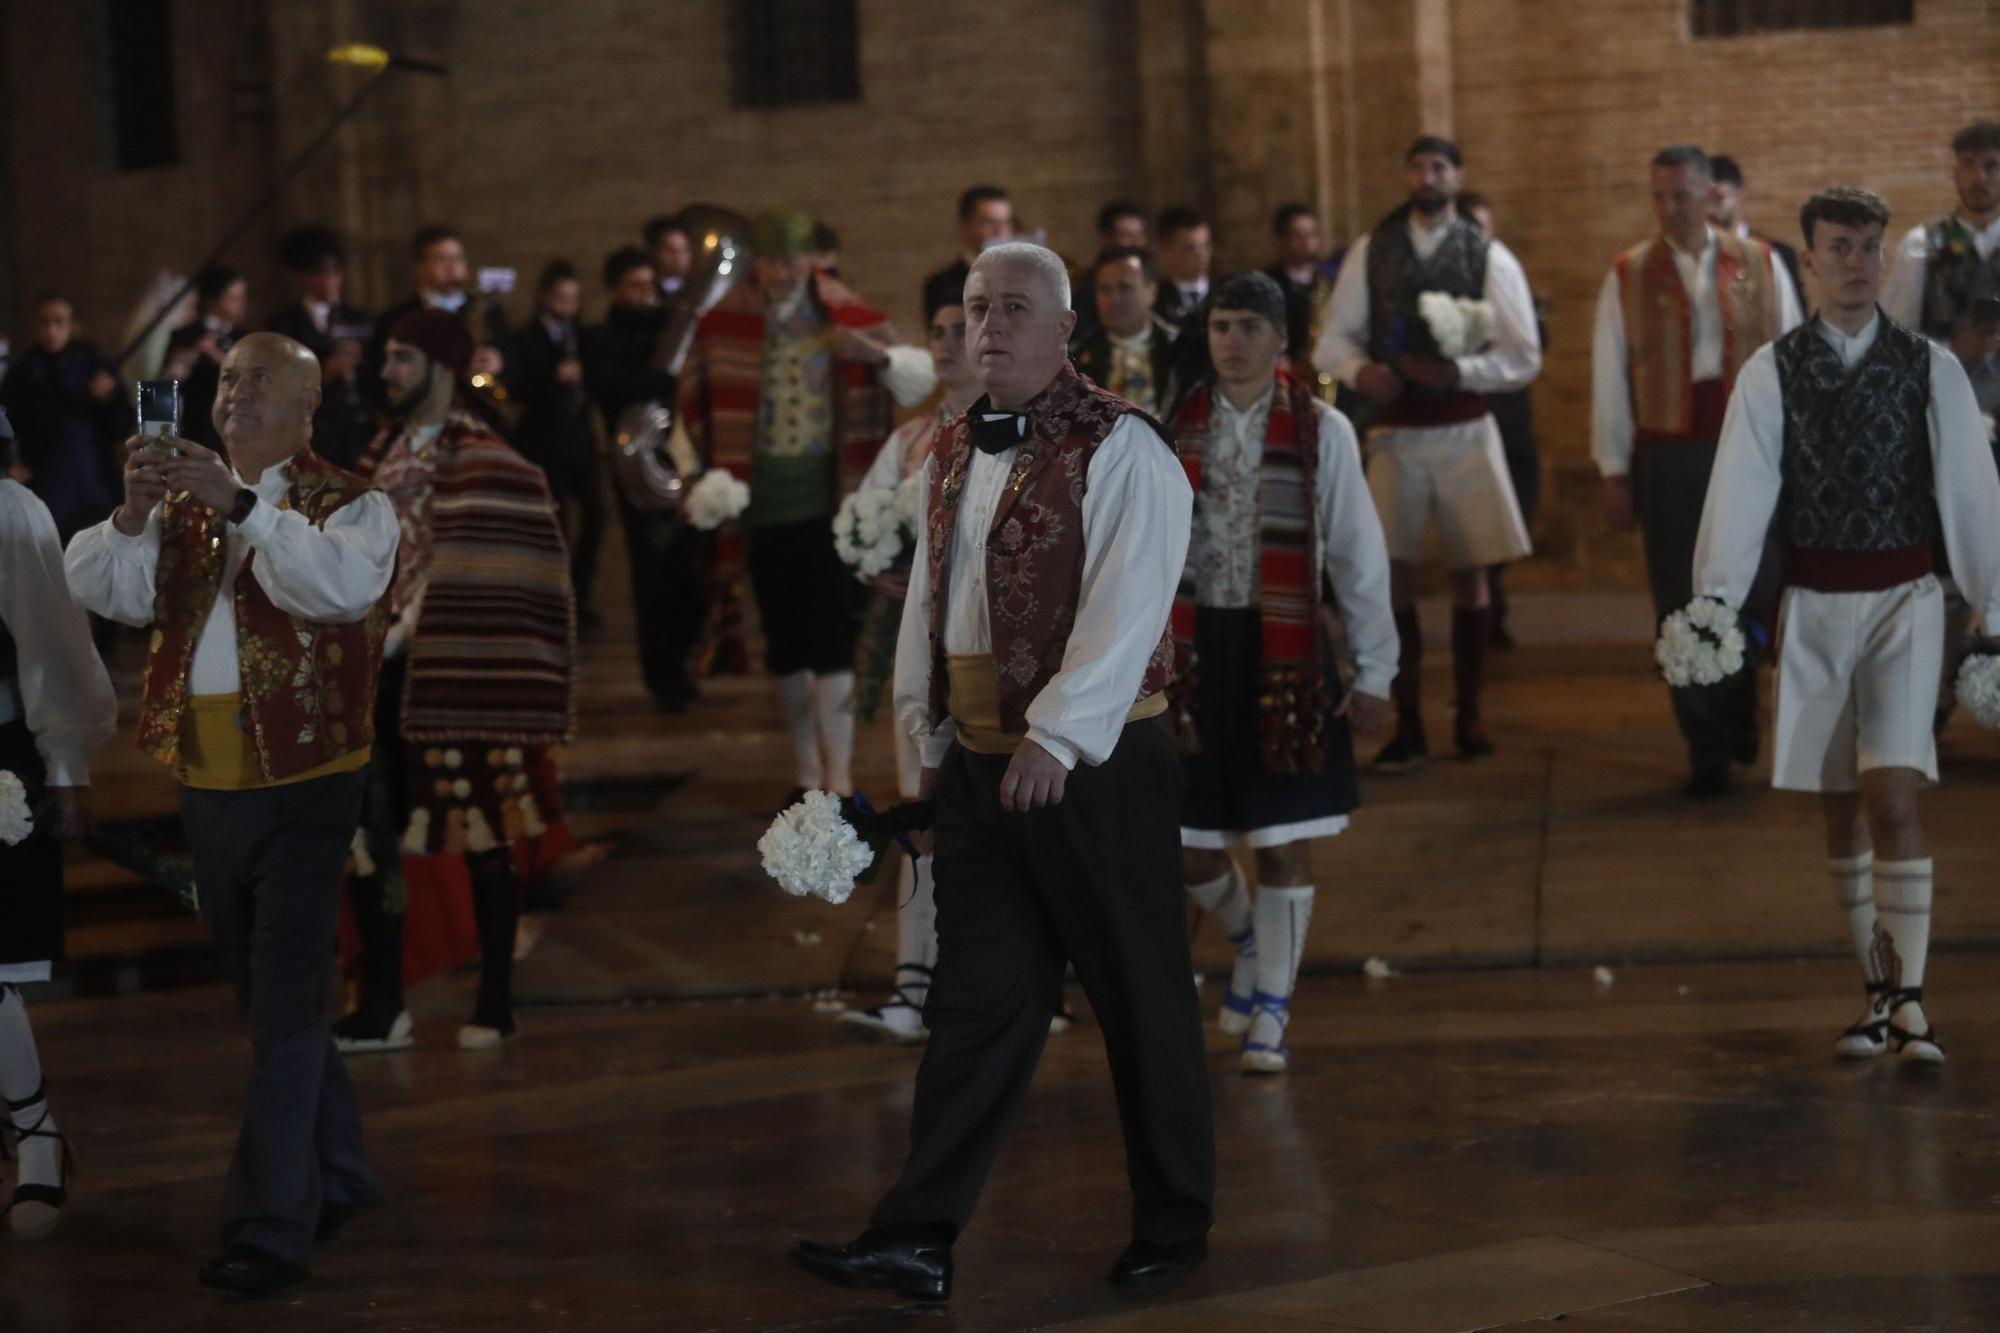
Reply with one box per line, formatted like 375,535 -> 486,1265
897,852 -> 939,986
1873,858 -> 1934,993
0,988 -> 60,1192
1828,853 -> 1879,981
1248,885 -> 1314,1051
775,671 -> 821,789
1187,866 -> 1256,1013
811,671 -> 856,795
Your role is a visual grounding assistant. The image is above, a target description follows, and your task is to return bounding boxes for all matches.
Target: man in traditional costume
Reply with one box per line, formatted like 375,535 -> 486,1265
677,208 -> 932,804
1068,246 -> 1179,419
1313,136 -> 1542,769
837,293 -> 973,1044
66,333 -> 399,1295
1594,144 -> 1802,796
0,406 -> 117,1240
791,243 -> 1208,1300
333,310 -> 576,1055
1693,187 -> 2000,1069
1881,119 -> 2000,411
1168,274 -> 1395,1075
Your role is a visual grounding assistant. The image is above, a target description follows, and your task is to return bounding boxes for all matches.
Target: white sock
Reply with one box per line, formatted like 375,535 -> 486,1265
897,853 -> 939,981
1873,858 -> 1934,998
1828,853 -> 1879,983
811,671 -> 856,795
775,671 -> 821,788
1186,866 -> 1256,1001
1248,884 -> 1314,1049
0,988 -> 60,1192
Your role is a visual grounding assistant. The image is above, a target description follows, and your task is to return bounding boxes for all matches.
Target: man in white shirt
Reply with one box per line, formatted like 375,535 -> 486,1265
793,243 -> 1208,1300
66,334 -> 399,1295
1881,119 -> 2000,411
1167,273 -> 1395,1075
1313,135 -> 1541,769
1693,187 -> 2000,1071
1594,144 -> 1802,796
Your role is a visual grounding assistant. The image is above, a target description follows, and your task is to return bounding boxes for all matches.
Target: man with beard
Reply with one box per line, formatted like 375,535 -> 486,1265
1313,135 -> 1542,770
0,295 -> 128,542
66,334 -> 398,1295
792,243 -> 1207,1300
362,225 -> 507,423
1883,120 -> 2000,415
1069,246 -> 1179,417
582,246 -> 707,710
678,209 -> 932,804
335,310 -> 575,1056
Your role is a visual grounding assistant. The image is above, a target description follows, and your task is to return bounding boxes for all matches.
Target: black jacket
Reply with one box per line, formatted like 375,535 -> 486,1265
582,303 -> 677,433
505,318 -> 597,468
265,302 -> 376,470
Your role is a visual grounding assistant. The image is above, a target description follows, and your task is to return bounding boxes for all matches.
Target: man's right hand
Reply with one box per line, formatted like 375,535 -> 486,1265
115,437 -> 172,534
1355,362 -> 1403,405
1602,475 -> 1637,531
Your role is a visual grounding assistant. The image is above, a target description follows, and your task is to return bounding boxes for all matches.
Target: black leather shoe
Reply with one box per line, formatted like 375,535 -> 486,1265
1110,1236 -> 1208,1285
198,1244 -> 308,1297
790,1229 -> 952,1302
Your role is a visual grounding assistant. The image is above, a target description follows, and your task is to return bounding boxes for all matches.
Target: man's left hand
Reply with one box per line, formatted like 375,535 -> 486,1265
1336,690 -> 1393,736
1000,740 -> 1068,812
162,440 -> 241,511
52,787 -> 92,842
1394,352 -> 1461,389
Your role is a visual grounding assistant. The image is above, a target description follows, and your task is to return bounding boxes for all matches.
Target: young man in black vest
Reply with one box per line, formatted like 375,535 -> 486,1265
1693,186 -> 2000,1070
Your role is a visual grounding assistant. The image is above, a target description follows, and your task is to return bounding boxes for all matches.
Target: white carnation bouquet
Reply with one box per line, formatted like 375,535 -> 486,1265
1417,291 -> 1496,359
832,474 -> 923,580
1655,596 -> 1748,687
0,771 -> 33,847
758,790 -> 936,905
684,468 -> 751,531
1953,645 -> 2000,730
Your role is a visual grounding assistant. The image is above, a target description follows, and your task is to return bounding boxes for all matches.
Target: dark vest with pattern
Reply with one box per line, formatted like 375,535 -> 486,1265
1919,217 -> 2000,340
1365,206 -> 1491,426
1773,315 -> 1937,591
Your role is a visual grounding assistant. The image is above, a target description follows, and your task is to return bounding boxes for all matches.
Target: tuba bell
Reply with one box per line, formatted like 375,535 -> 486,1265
611,204 -> 752,513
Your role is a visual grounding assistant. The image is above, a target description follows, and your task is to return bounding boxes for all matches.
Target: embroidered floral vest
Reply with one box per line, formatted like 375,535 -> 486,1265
136,452 -> 390,782
1616,231 -> 1781,439
1919,217 -> 2000,341
924,365 -> 1175,738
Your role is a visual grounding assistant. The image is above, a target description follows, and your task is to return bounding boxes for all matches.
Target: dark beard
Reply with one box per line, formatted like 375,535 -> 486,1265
388,365 -> 436,421
1409,189 -> 1449,218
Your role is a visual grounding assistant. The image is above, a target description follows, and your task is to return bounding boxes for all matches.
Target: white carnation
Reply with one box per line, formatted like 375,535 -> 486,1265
685,469 -> 751,531
1655,596 -> 1749,688
757,790 -> 874,905
1954,653 -> 2000,730
1417,292 -> 1496,359
832,483 -> 913,582
0,771 -> 32,847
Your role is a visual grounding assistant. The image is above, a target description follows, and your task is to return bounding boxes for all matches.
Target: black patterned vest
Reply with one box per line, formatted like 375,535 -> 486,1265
1365,206 -> 1490,365
1919,218 -> 2000,340
1773,314 -> 1937,590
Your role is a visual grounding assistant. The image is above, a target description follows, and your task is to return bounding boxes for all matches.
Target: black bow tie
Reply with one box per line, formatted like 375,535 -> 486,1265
969,409 -> 1030,456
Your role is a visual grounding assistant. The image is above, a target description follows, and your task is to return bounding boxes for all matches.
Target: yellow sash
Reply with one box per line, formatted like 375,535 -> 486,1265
178,693 -> 371,791
946,654 -> 1165,756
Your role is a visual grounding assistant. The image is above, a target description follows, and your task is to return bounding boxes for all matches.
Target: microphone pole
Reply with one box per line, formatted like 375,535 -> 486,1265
116,45 -> 447,370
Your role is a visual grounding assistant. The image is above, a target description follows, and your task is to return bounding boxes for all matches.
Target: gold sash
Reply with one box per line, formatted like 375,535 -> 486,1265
178,693 -> 371,791
946,654 -> 1165,756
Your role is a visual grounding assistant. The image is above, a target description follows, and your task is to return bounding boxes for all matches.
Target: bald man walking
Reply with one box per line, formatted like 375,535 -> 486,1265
67,334 -> 400,1296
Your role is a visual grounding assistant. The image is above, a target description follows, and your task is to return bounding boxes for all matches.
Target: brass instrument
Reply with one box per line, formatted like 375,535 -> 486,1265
611,204 -> 752,513
466,290 -> 521,436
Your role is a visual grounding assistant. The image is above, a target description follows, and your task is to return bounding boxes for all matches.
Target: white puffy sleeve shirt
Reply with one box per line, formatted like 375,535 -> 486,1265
892,415 -> 1193,771
0,481 -> 117,786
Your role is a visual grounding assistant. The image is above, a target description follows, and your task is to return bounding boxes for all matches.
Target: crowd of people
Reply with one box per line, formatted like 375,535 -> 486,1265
0,113 -> 1994,1303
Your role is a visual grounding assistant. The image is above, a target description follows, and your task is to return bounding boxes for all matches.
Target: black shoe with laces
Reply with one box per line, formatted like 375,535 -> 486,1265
838,965 -> 932,1044
1884,985 -> 1944,1065
198,1243 -> 308,1297
791,1228 -> 952,1301
5,1082 -> 74,1241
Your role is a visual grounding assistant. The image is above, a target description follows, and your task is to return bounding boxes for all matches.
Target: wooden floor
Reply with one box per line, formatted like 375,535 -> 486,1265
12,588 -> 2000,1329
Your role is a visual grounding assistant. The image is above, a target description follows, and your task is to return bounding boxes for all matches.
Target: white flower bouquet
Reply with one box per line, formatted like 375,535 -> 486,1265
1655,596 -> 1748,687
757,790 -> 936,905
1954,647 -> 2000,730
832,474 -> 923,580
684,468 -> 751,531
1417,291 -> 1496,359
0,771 -> 32,847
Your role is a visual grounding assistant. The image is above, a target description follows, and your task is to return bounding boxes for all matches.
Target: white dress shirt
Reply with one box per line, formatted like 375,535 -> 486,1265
64,462 -> 399,694
1882,213 -> 2000,330
1591,228 -> 1805,478
1313,218 -> 1543,396
0,481 -> 117,786
892,414 -> 1193,771
1189,389 -> 1398,700
1694,314 -> 2000,626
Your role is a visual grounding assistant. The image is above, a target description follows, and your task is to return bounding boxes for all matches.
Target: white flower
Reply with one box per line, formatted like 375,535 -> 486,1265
1955,653 -> 2000,729
757,789 -> 874,905
1593,965 -> 1616,987
685,469 -> 751,531
0,771 -> 33,847
1655,596 -> 1749,687
832,483 -> 913,581
1418,292 -> 1496,358
1362,956 -> 1397,980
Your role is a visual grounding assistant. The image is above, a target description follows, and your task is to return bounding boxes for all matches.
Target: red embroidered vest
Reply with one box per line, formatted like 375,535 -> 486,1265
925,365 -> 1175,738
1615,230 -> 1781,441
136,452 -> 390,782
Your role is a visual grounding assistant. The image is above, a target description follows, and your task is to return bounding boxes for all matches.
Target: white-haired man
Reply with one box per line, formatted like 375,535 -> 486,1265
791,243 -> 1209,1299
